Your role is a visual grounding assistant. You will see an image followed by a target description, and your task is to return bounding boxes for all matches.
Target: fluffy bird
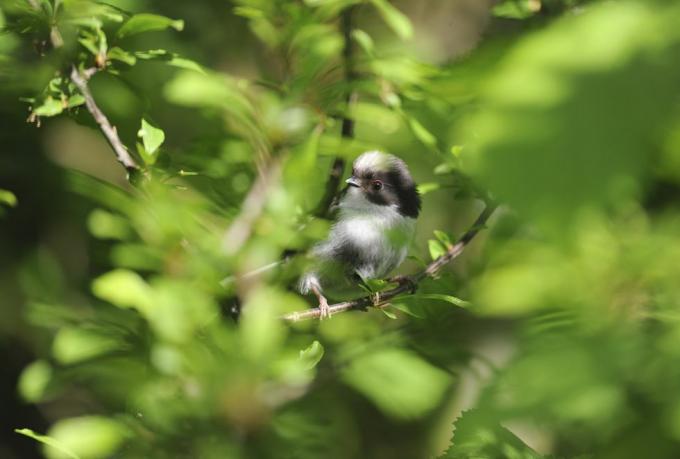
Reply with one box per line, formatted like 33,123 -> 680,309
299,151 -> 421,318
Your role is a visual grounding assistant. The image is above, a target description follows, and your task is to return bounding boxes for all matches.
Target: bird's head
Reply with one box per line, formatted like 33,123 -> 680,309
343,151 -> 421,218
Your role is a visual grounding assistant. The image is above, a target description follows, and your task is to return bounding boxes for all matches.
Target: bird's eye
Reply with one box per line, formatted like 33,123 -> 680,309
371,180 -> 383,191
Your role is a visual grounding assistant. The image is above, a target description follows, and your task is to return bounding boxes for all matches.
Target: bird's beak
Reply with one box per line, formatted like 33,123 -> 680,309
345,176 -> 360,188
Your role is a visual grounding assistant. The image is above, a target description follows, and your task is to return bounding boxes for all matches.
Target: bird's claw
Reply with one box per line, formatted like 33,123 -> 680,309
317,296 -> 331,320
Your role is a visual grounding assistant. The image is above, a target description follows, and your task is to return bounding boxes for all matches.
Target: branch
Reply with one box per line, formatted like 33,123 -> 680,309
69,66 -> 140,174
283,201 -> 498,322
314,6 -> 356,218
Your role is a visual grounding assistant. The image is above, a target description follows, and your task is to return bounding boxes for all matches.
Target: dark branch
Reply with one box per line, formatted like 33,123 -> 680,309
315,6 -> 356,218
283,200 -> 498,321
69,66 -> 140,174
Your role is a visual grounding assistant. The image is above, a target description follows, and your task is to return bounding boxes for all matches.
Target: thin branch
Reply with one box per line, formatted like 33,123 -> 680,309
315,6 -> 356,218
69,66 -> 140,173
283,201 -> 498,322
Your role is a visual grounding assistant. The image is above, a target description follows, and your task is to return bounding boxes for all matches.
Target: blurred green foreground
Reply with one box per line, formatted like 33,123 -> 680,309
2,0 -> 680,458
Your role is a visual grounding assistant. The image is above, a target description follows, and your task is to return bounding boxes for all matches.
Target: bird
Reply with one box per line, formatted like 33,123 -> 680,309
299,150 -> 421,319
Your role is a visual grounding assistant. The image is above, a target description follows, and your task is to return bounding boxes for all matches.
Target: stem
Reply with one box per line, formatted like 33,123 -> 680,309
69,66 -> 140,174
315,6 -> 356,217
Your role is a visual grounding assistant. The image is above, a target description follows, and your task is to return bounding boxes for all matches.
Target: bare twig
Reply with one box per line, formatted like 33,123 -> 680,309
283,201 -> 497,321
315,6 -> 356,217
69,66 -> 140,173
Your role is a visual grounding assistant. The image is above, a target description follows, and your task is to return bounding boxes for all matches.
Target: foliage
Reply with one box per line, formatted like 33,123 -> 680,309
2,0 -> 680,458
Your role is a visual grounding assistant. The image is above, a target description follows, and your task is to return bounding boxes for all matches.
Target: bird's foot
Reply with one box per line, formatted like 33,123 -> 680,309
317,295 -> 331,320
387,275 -> 417,294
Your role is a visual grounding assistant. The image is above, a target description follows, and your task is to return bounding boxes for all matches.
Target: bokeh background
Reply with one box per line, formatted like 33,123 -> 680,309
3,0 -> 680,458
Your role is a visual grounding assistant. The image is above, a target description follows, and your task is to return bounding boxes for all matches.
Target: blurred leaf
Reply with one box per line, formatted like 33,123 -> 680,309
370,0 -> 413,40
146,280 -> 217,343
299,340 -> 324,369
116,13 -> 184,38
91,269 -> 153,314
434,230 -> 452,247
14,428 -> 79,459
381,308 -> 397,319
0,188 -> 17,208
428,239 -> 447,260
52,327 -> 123,364
408,293 -> 470,308
417,182 -> 440,195
341,348 -> 450,419
239,287 -> 304,361
46,416 -> 127,459
18,360 -> 53,402
440,410 -> 544,459
87,209 -> 132,240
137,118 -> 165,165
107,47 -> 136,66
33,97 -> 64,117
135,49 -> 205,73
492,0 -> 541,20
463,1 -> 680,235
351,29 -> 374,56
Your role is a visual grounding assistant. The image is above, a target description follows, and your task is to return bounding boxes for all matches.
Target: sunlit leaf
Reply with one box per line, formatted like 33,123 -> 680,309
370,0 -> 413,40
299,340 -> 324,369
137,118 -> 165,159
91,269 -> 153,314
342,348 -> 451,419
14,428 -> 79,459
117,13 -> 184,38
45,416 -> 127,459
18,360 -> 52,402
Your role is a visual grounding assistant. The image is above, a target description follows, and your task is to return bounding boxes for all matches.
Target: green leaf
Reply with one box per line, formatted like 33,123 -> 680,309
135,49 -> 205,73
14,428 -> 80,459
116,13 -> 184,39
417,182 -> 440,195
107,46 -> 136,66
299,340 -> 324,369
87,209 -> 132,240
381,308 -> 398,319
33,97 -> 64,117
392,301 -> 425,319
371,0 -> 413,40
428,239 -> 447,260
46,416 -> 127,459
408,293 -> 471,308
439,410 -> 544,459
351,29 -> 374,55
137,118 -> 165,158
492,0 -> 541,20
342,348 -> 450,419
91,269 -> 153,314
18,360 -> 52,402
52,327 -> 123,364
239,287 -> 298,362
434,230 -> 452,247
0,189 -> 17,207
66,95 -> 85,108
406,115 -> 438,150
463,1 -> 680,235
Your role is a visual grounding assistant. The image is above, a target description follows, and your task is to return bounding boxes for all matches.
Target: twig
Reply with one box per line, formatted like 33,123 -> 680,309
315,6 -> 356,217
69,66 -> 140,173
283,201 -> 497,321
